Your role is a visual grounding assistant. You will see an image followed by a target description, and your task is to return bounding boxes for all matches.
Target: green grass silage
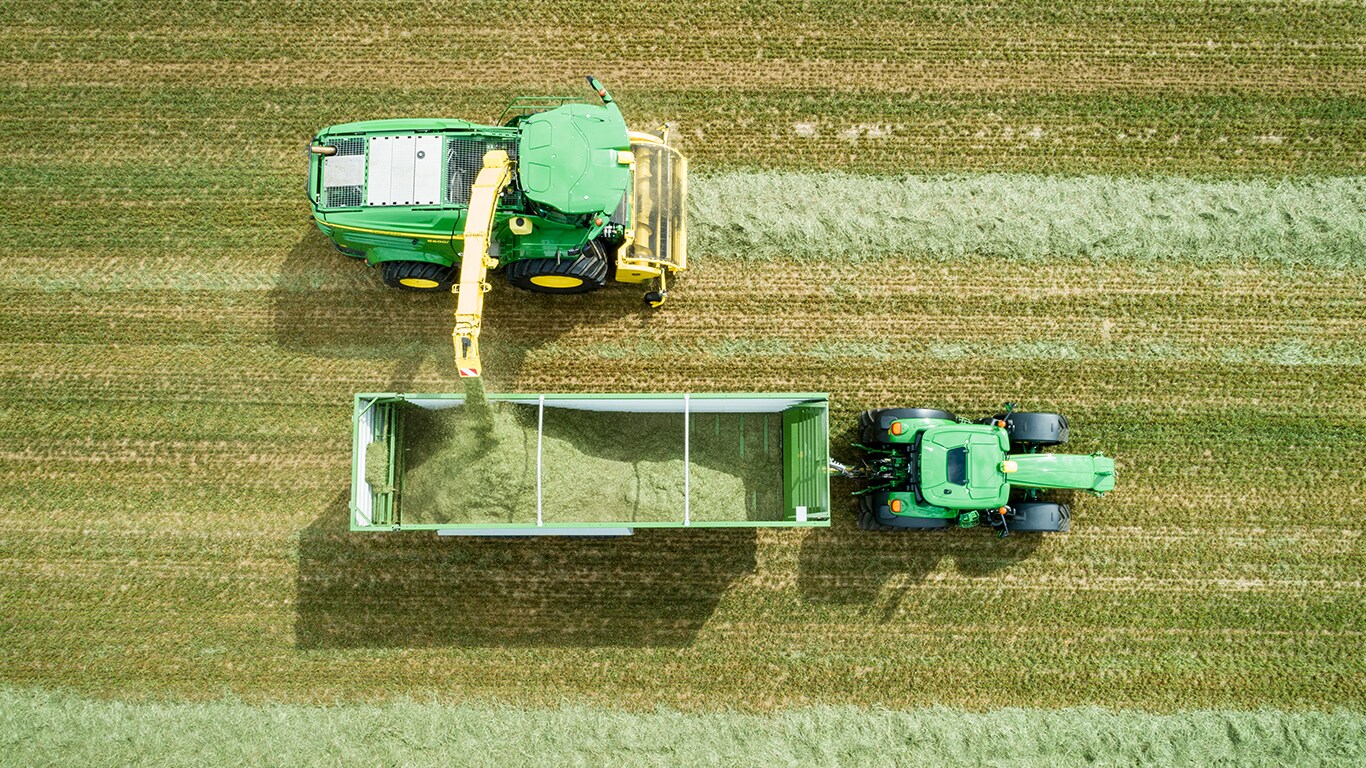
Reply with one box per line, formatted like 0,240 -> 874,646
692,173 -> 1366,267
2,686 -> 1361,768
398,404 -> 784,525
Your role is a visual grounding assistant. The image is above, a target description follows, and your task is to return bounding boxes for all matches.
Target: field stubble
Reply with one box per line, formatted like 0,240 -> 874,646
1,228 -> 1363,708
1,0 -> 1364,716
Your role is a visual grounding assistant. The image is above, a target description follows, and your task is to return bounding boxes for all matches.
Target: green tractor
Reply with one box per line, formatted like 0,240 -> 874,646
306,77 -> 686,377
841,404 -> 1115,536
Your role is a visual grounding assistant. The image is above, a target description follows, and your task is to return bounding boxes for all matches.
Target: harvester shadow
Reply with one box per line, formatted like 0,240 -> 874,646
295,493 -> 758,649
271,226 -> 454,389
272,226 -> 648,390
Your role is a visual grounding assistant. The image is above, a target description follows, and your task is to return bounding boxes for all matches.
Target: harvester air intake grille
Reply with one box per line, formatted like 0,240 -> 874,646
325,186 -> 364,208
328,137 -> 365,155
446,137 -> 517,206
320,137 -> 366,208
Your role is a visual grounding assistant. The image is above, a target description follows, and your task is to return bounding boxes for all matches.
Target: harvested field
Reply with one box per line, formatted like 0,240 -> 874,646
1,2 -> 1363,175
0,0 -> 1363,757
3,244 -> 1363,708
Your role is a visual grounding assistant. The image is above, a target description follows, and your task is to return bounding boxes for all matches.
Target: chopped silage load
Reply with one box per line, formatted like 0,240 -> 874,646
398,396 -> 784,525
363,439 -> 393,494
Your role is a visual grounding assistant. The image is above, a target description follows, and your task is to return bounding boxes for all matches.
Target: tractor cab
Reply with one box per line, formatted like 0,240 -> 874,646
916,424 -> 1012,509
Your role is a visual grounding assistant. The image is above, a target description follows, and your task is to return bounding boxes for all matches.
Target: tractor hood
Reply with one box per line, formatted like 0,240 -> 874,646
918,425 -> 1010,509
1006,452 -> 1116,494
517,103 -> 631,215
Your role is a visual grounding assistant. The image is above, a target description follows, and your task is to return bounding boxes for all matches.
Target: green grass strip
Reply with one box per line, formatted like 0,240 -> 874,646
1,687 -> 1360,768
692,172 -> 1366,267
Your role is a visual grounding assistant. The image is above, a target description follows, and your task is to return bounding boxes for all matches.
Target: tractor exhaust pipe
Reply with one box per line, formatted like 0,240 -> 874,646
309,144 -> 337,156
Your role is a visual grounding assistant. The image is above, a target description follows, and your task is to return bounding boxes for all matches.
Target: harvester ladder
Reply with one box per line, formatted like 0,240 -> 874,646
452,150 -> 513,377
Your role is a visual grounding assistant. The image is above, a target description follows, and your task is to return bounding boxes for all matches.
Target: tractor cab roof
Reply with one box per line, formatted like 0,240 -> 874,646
517,103 -> 631,215
917,424 -> 1011,509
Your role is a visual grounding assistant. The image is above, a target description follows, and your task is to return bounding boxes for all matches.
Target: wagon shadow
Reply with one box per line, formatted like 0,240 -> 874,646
294,492 -> 757,649
271,226 -> 650,391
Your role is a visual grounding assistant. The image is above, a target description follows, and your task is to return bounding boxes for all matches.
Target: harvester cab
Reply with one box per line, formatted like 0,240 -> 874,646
845,406 -> 1115,536
306,76 -> 687,378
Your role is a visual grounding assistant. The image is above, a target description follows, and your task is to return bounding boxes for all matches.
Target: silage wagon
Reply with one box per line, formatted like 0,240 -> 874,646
352,392 -> 831,535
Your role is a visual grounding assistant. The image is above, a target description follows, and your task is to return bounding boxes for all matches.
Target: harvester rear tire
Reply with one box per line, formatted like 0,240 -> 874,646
380,260 -> 455,292
1005,502 -> 1071,533
997,412 -> 1069,449
857,408 -> 957,445
506,245 -> 608,295
858,494 -> 953,531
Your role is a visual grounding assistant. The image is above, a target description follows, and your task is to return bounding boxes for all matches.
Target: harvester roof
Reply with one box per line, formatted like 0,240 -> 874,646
517,103 -> 631,214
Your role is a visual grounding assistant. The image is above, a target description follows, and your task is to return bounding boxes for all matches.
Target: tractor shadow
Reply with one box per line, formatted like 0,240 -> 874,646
797,419 -> 1045,615
294,491 -> 757,649
271,226 -> 650,391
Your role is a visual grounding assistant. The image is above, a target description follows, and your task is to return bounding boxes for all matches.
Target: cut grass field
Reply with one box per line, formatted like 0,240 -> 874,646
1,0 -> 1363,757
4,687 -> 1363,768
1,1 -> 1363,175
3,240 -> 1363,709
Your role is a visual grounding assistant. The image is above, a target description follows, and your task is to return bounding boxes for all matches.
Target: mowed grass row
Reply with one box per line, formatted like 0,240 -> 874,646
1,243 -> 1363,709
4,164 -> 1363,268
4,687 -> 1363,768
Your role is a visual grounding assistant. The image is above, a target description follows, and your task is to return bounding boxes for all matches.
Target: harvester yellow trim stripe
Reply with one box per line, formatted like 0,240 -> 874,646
313,217 -> 464,242
451,150 -> 513,379
529,275 -> 584,289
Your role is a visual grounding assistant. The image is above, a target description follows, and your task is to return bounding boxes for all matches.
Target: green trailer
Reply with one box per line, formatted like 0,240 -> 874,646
352,393 -> 831,535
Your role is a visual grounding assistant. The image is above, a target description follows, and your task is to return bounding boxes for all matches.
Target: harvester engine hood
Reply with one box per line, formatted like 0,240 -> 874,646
518,103 -> 631,214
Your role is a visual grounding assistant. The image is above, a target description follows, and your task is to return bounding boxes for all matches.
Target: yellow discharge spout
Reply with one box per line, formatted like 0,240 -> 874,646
453,150 -> 513,378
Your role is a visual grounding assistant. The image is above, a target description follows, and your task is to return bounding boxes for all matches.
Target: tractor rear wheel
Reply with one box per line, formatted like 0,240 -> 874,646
997,411 -> 1069,448
857,408 -> 957,445
380,260 -> 456,292
506,244 -> 608,295
857,494 -> 953,531
1005,502 -> 1071,533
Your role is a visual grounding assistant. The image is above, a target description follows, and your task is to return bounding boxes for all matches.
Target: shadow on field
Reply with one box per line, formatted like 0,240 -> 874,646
294,493 -> 757,649
796,480 -> 1043,614
271,226 -> 655,390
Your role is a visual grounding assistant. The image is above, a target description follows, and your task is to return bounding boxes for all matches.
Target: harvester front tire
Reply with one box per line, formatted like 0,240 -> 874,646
857,408 -> 957,445
1005,502 -> 1071,533
858,494 -> 953,531
380,260 -> 455,292
998,412 -> 1069,448
506,247 -> 608,295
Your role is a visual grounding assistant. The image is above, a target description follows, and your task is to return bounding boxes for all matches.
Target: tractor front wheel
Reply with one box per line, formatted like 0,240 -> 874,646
1005,502 -> 1071,533
380,260 -> 455,292
506,245 -> 608,295
997,411 -> 1069,449
857,408 -> 957,445
857,494 -> 953,531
